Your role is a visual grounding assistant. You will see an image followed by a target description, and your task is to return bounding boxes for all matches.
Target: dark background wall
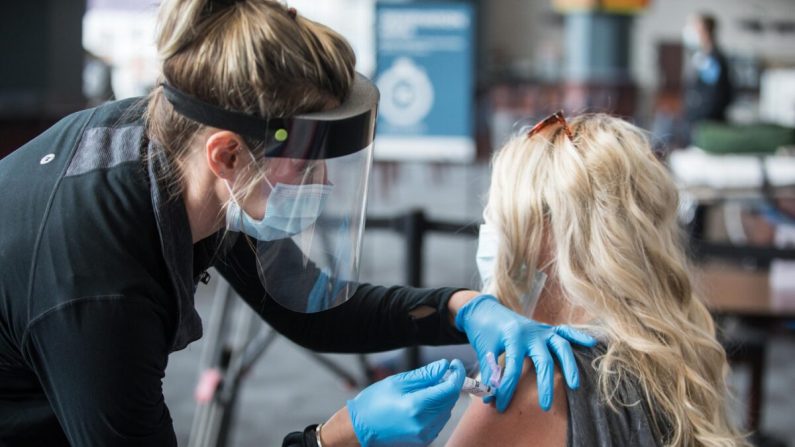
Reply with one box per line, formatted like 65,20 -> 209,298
0,0 -> 86,157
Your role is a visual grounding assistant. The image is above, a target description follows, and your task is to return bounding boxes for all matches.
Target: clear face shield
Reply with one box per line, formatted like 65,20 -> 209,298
163,73 -> 379,313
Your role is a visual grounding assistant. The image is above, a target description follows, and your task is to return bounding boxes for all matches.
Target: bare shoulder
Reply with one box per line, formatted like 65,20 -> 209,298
445,358 -> 568,447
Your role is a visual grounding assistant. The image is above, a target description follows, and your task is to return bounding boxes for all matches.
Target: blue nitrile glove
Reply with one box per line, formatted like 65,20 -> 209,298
347,359 -> 466,447
455,294 -> 597,412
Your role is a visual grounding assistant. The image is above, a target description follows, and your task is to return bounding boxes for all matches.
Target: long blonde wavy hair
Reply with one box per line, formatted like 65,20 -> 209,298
484,113 -> 747,446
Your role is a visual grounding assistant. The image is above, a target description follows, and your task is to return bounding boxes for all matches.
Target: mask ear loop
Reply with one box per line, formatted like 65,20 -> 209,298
223,147 -> 254,204
222,150 -> 256,225
224,180 -> 237,202
246,149 -> 276,193
223,180 -> 247,235
223,179 -> 246,216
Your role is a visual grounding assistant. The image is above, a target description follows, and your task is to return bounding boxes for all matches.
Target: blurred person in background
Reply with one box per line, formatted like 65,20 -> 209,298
683,13 -> 734,130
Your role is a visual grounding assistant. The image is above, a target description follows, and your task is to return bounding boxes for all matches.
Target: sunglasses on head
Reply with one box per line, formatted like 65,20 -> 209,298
525,110 -> 575,142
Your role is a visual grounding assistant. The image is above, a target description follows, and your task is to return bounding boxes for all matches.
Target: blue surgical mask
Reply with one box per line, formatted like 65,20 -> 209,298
476,223 -> 548,315
226,179 -> 333,241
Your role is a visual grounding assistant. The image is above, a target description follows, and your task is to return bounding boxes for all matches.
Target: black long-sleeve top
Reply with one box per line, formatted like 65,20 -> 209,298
0,99 -> 467,446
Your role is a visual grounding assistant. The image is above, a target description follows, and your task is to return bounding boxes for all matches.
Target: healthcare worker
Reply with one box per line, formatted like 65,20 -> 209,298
0,1 -> 595,446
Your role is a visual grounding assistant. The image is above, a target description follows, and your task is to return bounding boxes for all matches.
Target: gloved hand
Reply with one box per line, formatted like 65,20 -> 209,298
455,294 -> 597,412
347,359 -> 466,447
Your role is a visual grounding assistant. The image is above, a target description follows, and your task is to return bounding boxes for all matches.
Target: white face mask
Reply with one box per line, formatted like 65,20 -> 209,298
476,223 -> 548,316
476,223 -> 500,289
225,178 -> 333,241
682,26 -> 700,50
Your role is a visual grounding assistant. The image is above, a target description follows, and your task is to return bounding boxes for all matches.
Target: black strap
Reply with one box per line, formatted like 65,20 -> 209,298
161,76 -> 378,160
161,83 -> 287,141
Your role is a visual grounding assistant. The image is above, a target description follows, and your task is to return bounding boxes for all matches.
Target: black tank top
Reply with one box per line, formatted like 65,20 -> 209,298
566,345 -> 665,447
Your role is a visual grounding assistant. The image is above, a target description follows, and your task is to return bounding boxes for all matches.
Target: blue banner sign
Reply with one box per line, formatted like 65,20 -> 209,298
375,1 -> 475,162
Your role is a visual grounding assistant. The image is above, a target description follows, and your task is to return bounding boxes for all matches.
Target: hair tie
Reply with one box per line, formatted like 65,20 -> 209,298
287,7 -> 297,19
211,0 -> 244,8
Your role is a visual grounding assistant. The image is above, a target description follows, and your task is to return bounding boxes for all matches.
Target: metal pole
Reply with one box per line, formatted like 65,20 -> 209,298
403,209 -> 425,370
189,279 -> 234,447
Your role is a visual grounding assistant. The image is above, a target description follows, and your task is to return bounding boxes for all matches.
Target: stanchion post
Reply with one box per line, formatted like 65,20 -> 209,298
403,209 -> 425,288
403,209 -> 426,370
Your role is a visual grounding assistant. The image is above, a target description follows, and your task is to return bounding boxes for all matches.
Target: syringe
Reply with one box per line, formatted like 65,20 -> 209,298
460,376 -> 495,397
443,353 -> 502,398
442,370 -> 495,397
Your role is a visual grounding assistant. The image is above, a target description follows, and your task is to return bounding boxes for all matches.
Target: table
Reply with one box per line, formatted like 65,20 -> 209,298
694,263 -> 795,434
696,263 -> 795,319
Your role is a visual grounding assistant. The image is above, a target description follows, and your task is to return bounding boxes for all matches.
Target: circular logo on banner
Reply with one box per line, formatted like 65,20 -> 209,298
377,58 -> 434,127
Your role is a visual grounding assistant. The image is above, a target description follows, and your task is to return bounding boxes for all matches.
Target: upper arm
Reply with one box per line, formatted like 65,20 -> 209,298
446,358 -> 568,447
23,296 -> 177,446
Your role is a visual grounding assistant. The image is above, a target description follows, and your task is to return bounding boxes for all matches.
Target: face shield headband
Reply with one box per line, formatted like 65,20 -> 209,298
160,72 -> 378,160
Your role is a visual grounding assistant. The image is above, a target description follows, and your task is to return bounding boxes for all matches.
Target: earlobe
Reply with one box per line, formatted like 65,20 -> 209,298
206,131 -> 245,181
